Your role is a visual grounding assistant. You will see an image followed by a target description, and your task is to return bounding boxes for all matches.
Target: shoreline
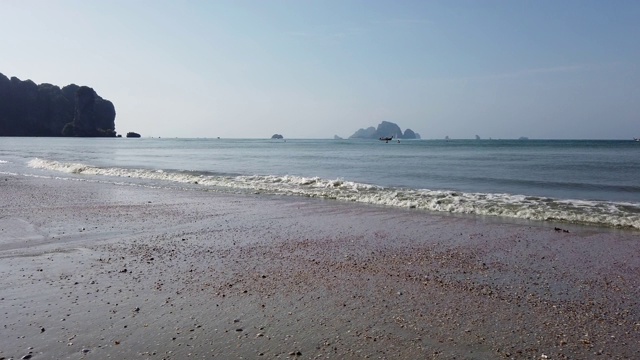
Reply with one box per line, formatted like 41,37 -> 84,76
1,174 -> 639,359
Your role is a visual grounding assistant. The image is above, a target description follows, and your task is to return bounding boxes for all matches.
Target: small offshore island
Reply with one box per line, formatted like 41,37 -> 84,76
0,72 -> 116,137
348,121 -> 421,140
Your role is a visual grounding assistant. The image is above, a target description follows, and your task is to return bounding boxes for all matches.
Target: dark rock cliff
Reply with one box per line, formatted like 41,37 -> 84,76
0,72 -> 116,137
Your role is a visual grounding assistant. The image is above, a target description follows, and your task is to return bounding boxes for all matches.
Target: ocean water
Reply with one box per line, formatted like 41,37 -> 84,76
1,137 -> 639,229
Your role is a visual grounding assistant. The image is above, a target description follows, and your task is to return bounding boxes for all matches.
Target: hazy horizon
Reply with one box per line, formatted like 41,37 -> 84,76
1,1 -> 639,140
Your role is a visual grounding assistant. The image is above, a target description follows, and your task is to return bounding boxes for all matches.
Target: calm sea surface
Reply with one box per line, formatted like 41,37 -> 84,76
1,137 -> 639,229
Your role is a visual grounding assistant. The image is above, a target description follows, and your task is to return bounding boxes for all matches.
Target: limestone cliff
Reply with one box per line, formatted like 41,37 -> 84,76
0,72 -> 116,137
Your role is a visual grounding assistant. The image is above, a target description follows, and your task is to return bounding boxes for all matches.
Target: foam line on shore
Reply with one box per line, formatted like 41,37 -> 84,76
26,158 -> 640,229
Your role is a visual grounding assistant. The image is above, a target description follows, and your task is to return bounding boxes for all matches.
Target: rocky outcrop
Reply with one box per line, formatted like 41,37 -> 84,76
349,121 -> 420,139
403,128 -> 419,139
271,134 -> 284,139
350,126 -> 376,139
126,132 -> 141,138
0,72 -> 116,137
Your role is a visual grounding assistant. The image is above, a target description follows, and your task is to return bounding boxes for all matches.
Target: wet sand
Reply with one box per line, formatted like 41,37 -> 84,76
1,174 -> 639,359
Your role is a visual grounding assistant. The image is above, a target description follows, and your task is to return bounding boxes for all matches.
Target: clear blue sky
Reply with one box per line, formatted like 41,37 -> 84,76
1,0 -> 639,139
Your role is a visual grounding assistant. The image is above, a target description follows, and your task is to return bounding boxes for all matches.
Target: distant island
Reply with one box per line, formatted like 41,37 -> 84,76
271,134 -> 284,139
0,72 -> 116,137
349,121 -> 420,140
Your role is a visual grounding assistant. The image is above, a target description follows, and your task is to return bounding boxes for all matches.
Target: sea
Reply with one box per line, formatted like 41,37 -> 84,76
1,137 -> 639,230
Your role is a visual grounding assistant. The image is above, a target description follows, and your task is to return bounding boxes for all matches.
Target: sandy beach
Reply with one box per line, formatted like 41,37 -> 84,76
1,174 -> 639,359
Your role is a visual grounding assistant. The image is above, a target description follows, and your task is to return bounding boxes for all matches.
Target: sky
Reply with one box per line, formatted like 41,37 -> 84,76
1,0 -> 639,139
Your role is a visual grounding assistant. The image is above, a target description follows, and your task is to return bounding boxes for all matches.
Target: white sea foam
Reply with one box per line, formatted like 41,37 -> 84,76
27,158 -> 640,229
0,160 -> 8,164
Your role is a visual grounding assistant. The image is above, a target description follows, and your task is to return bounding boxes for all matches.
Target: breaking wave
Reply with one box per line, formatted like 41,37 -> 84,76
27,158 -> 640,229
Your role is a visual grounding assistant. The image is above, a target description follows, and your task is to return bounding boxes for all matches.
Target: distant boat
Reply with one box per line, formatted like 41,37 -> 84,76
635,137 -> 640,142
379,136 -> 394,142
126,132 -> 141,138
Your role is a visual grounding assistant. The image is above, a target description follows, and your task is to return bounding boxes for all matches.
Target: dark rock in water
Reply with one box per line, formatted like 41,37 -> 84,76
0,72 -> 116,137
126,132 -> 141,138
349,121 -> 420,139
271,134 -> 284,139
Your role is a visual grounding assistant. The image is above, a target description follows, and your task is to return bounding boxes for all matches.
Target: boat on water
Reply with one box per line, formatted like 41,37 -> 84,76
379,136 -> 394,143
634,137 -> 639,142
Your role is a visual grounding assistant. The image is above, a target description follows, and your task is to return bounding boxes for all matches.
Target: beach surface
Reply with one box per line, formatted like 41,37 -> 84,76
1,174 -> 638,359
